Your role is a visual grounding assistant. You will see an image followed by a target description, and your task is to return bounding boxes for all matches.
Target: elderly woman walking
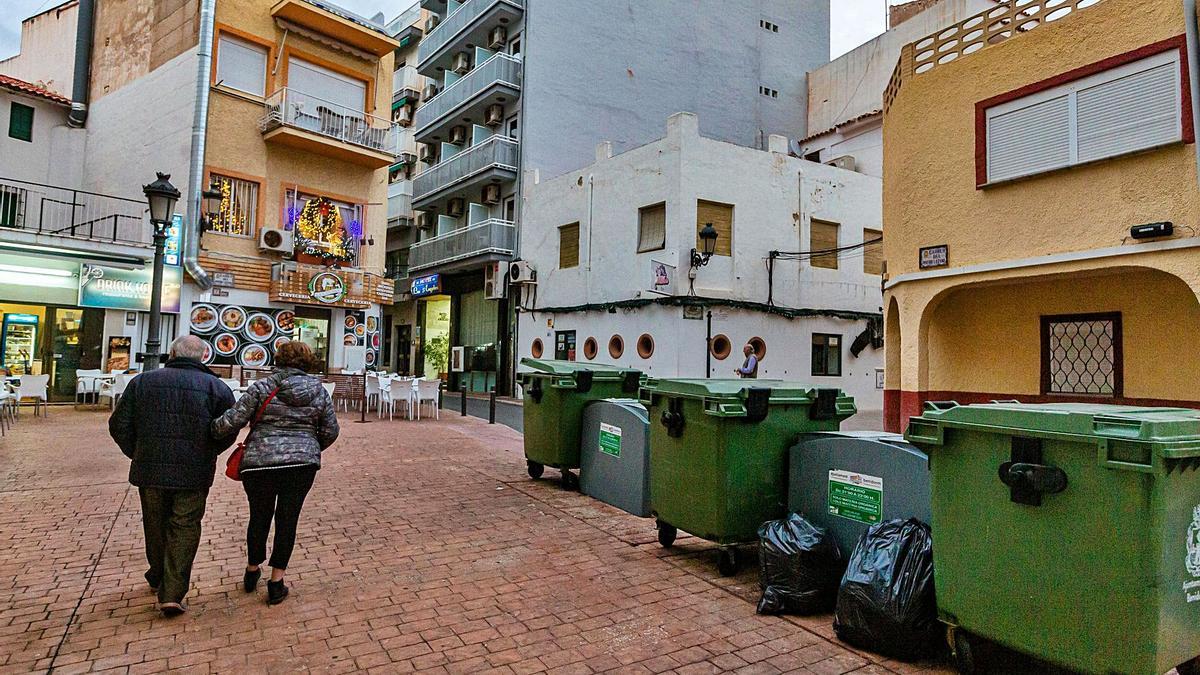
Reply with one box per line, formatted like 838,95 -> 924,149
212,341 -> 338,604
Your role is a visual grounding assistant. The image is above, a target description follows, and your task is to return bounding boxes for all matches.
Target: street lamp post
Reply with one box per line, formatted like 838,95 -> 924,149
141,173 -> 181,371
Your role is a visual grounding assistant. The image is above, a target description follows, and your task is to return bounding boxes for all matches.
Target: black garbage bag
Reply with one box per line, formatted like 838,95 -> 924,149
833,518 -> 940,661
756,513 -> 844,615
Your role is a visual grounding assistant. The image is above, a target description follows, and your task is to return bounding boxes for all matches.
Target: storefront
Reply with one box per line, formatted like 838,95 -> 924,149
409,270 -> 510,392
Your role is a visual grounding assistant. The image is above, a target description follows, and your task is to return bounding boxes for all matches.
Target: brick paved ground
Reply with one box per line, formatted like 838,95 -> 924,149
0,408 -> 955,675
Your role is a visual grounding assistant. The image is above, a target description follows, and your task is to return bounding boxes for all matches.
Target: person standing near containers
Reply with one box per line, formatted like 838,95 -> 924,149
735,344 -> 758,378
212,342 -> 339,605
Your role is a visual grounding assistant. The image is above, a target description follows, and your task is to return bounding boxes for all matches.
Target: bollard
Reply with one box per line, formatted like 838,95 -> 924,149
489,390 -> 496,424
461,388 -> 467,416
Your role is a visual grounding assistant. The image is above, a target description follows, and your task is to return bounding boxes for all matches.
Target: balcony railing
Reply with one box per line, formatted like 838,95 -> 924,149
414,53 -> 521,131
0,177 -> 151,246
388,192 -> 414,221
260,88 -> 398,156
392,65 -> 422,100
418,0 -> 524,65
408,218 -> 516,271
385,5 -> 421,36
413,135 -> 518,201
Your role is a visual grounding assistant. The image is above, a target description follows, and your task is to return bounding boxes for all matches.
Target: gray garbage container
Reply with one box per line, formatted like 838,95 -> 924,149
580,399 -> 651,517
788,431 -> 930,557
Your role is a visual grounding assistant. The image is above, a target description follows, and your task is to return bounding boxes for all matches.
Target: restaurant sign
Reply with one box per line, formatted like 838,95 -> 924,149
78,264 -> 183,313
308,271 -> 348,304
410,273 -> 441,298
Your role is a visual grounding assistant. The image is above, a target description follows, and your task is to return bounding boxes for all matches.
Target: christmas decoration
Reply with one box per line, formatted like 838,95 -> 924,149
211,177 -> 247,235
293,196 -> 353,263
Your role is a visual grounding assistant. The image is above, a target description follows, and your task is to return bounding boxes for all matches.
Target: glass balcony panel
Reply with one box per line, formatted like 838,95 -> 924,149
413,53 -> 521,131
412,135 -> 518,202
408,218 -> 516,271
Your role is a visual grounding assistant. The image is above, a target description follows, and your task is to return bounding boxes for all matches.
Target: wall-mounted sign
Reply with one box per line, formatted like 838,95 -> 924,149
919,245 -> 948,270
410,273 -> 441,298
125,312 -> 137,326
211,271 -> 235,288
649,259 -> 676,296
164,214 -> 184,266
79,264 -> 183,313
682,306 -> 704,321
308,271 -> 347,304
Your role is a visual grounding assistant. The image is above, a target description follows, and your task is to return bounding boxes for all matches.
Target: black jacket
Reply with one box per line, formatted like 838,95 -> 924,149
109,358 -> 237,489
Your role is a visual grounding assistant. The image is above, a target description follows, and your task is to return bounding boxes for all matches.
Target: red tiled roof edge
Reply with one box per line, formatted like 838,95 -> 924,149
0,74 -> 71,106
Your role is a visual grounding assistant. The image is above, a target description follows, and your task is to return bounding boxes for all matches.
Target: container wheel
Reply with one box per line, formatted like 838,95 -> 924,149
950,626 -> 980,675
1176,658 -> 1200,675
656,521 -> 677,548
717,548 -> 738,577
561,470 -> 579,491
527,461 -> 544,479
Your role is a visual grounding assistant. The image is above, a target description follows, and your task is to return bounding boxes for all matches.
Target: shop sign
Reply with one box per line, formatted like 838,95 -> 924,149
308,271 -> 347,304
411,273 -> 441,298
648,259 -> 676,296
919,244 -> 948,269
164,214 -> 184,266
78,264 -> 183,313
211,271 -> 235,288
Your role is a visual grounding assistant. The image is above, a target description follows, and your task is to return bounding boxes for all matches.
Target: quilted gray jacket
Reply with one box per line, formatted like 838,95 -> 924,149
212,368 -> 339,472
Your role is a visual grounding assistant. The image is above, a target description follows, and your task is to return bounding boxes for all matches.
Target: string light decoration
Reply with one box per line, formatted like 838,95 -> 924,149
292,196 -> 353,263
211,176 -> 248,235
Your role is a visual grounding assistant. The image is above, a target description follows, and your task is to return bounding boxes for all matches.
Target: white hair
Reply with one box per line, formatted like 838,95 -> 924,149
170,335 -> 207,361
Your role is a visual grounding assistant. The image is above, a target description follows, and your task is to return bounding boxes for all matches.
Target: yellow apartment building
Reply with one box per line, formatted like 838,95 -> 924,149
882,0 -> 1200,432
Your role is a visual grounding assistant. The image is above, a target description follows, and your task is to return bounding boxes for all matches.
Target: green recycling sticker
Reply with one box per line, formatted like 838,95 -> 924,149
599,423 -> 622,458
828,470 -> 883,525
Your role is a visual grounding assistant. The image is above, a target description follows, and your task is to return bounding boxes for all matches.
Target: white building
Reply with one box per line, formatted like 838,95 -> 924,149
516,113 -> 885,415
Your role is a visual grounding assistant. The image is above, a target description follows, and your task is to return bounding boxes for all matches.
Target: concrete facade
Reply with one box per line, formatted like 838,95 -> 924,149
516,113 -> 884,413
0,1 -> 79,98
0,86 -> 85,188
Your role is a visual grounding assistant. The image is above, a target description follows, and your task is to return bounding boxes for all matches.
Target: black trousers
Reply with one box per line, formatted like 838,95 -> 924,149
242,466 -> 317,570
139,487 -> 208,604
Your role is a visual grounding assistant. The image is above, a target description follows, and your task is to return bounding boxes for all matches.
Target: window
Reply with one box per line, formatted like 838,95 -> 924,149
207,173 -> 259,236
637,202 -> 666,253
760,19 -> 779,32
759,86 -> 778,98
285,189 -> 362,266
812,334 -> 841,376
215,34 -> 268,96
810,219 -> 839,269
0,185 -> 25,228
559,222 -> 580,268
696,200 -> 732,256
983,49 -> 1183,185
287,57 -> 366,113
506,115 -> 519,140
8,102 -> 33,142
509,35 -> 522,57
1041,313 -> 1122,397
502,195 -> 516,222
863,228 -> 883,275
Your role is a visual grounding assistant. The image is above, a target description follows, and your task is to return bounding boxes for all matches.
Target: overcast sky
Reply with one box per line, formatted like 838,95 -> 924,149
0,1 -> 892,63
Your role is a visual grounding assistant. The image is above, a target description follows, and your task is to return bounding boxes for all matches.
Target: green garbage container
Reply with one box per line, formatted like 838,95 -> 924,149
640,379 -> 855,575
905,402 -> 1200,675
518,358 -> 642,488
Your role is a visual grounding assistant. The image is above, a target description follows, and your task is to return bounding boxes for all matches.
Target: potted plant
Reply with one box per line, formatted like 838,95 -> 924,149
426,334 -> 449,381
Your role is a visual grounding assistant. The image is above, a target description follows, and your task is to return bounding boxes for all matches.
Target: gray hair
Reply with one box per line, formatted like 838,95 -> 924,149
170,335 -> 207,361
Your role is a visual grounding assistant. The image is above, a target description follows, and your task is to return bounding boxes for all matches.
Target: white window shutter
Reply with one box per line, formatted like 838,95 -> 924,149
987,95 -> 1072,183
1076,61 -> 1180,163
216,35 -> 267,97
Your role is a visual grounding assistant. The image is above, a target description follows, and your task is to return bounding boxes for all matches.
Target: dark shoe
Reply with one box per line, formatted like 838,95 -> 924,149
267,580 -> 289,605
243,568 -> 261,593
158,601 -> 186,617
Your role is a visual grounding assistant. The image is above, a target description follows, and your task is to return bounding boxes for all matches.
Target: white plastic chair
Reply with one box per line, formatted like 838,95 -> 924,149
414,378 -> 440,421
16,374 -> 49,416
74,369 -> 104,404
365,373 -> 380,411
321,381 -> 335,404
388,377 -> 415,420
376,378 -> 400,420
100,373 -> 136,409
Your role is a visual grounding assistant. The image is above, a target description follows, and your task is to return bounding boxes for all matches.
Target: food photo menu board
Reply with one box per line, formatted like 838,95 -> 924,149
189,303 -> 296,368
344,310 -> 381,369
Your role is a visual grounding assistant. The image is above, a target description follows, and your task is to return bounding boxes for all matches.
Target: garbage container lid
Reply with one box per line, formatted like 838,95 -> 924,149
640,378 -> 847,403
909,401 -> 1200,442
519,358 -> 642,380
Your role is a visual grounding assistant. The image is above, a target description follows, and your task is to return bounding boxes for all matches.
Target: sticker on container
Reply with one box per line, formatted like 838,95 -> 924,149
828,470 -> 883,525
1184,505 -> 1200,603
598,423 -> 622,458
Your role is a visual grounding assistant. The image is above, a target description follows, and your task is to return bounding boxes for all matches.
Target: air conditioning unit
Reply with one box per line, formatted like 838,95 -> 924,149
418,143 -> 437,163
825,155 -> 856,172
483,261 -> 509,299
487,25 -> 508,50
447,197 -> 465,217
421,82 -> 439,100
415,213 -> 432,230
258,227 -> 294,256
424,15 -> 440,32
509,260 -> 536,284
393,103 -> 413,127
399,151 -> 417,166
451,51 -> 471,75
482,183 -> 501,205
449,125 -> 467,145
484,104 -> 504,127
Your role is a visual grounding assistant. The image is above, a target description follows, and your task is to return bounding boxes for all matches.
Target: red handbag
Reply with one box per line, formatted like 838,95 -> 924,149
225,388 -> 279,481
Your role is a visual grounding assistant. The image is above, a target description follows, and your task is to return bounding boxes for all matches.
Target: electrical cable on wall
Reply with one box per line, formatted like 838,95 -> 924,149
523,294 -> 881,323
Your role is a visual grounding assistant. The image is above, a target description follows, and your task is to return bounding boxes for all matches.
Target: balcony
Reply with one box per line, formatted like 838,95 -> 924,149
414,53 -> 520,142
417,0 -> 524,76
392,65 -> 423,108
260,88 -> 398,168
413,135 -> 518,209
271,0 -> 399,57
0,177 -> 153,266
385,5 -> 423,47
388,182 -> 415,225
408,218 -> 515,273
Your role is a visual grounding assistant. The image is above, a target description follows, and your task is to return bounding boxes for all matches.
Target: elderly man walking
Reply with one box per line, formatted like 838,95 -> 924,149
109,335 -> 236,616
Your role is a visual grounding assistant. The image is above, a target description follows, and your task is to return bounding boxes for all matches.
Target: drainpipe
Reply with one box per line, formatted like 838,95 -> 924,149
184,0 -> 217,289
1186,0 -> 1200,191
67,0 -> 95,127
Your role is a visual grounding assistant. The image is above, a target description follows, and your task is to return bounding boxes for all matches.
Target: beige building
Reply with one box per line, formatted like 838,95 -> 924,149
0,1 -> 79,98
